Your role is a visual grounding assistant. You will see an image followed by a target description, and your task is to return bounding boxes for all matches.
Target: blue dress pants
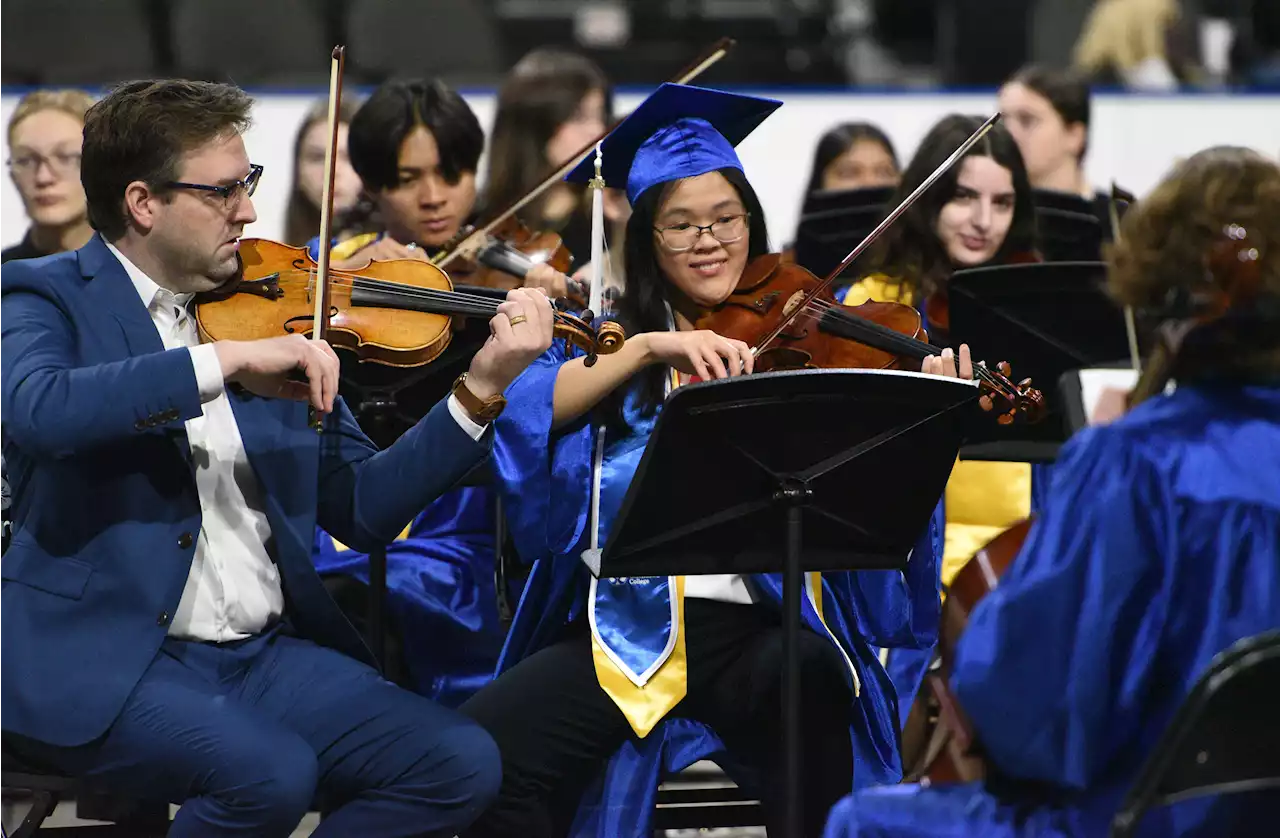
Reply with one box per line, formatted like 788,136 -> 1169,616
11,625 -> 501,837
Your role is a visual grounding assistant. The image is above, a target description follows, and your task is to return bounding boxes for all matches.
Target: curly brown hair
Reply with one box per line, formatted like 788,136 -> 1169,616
1109,146 -> 1280,392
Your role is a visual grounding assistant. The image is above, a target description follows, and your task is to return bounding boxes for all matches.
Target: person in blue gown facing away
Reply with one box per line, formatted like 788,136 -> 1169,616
458,83 -> 982,838
823,145 -> 1280,837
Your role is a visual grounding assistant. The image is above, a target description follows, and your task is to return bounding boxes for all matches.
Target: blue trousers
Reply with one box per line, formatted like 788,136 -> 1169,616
14,625 -> 501,837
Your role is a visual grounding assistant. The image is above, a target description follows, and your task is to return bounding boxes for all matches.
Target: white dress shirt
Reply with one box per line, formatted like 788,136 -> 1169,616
105,240 -> 485,642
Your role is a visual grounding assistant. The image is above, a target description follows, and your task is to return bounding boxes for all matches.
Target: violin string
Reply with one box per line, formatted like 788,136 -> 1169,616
795,297 -> 1019,400
291,269 -> 510,309
269,270 -> 589,328
275,270 -> 504,316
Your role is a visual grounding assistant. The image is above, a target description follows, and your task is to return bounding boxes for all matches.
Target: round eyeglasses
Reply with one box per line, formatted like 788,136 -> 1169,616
654,212 -> 749,253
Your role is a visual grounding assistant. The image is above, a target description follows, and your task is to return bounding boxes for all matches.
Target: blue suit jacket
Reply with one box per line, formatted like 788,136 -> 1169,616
1,235 -> 491,747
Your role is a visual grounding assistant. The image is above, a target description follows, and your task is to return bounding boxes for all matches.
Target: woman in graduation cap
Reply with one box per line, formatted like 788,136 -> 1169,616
459,83 -> 970,838
822,145 -> 1280,838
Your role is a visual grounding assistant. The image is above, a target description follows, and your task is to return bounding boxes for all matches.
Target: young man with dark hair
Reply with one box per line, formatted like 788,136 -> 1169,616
322,77 -> 569,297
2,78 -> 555,838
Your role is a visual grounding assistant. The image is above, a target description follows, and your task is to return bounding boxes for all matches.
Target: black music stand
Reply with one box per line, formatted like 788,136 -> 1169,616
947,261 -> 1136,462
589,369 -> 974,835
792,187 -> 892,291
1034,207 -> 1104,262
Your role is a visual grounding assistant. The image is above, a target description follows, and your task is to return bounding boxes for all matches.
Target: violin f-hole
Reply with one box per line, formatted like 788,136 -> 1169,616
282,308 -> 339,335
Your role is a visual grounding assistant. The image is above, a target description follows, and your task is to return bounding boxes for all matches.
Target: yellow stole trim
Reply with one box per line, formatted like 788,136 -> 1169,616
329,232 -> 380,263
591,576 -> 689,738
329,521 -> 412,553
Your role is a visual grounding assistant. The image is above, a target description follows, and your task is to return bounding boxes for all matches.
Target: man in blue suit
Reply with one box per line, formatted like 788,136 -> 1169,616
1,79 -> 555,838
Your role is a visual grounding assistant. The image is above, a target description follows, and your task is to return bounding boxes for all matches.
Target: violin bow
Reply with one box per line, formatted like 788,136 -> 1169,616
306,45 -> 346,429
1109,181 -> 1142,372
751,113 -> 1004,355
312,45 -> 346,344
431,37 -> 737,270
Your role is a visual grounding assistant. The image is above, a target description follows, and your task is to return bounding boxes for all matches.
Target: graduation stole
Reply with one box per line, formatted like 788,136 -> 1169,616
586,360 -> 857,737
587,366 -> 687,738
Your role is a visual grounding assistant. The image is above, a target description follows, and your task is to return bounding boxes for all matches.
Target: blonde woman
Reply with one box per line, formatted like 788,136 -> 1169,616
4,89 -> 95,262
1073,0 -> 1197,89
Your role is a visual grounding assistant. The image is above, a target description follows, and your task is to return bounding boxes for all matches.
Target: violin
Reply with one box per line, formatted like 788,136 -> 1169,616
437,215 -> 576,297
195,238 -> 625,367
697,253 -> 1045,423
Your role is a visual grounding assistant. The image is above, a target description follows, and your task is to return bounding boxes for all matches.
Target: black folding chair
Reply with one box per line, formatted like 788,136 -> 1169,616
1110,630 -> 1280,838
1,744 -> 169,837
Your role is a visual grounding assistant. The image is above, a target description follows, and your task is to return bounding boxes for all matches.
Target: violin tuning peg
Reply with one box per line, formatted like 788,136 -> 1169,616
996,361 -> 1012,377
979,394 -> 994,412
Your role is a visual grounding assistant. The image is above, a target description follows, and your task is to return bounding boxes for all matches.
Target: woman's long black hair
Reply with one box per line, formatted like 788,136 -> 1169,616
601,166 -> 770,430
866,114 -> 1038,301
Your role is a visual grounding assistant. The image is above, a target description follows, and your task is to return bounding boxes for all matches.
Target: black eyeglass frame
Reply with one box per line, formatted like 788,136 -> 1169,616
165,163 -> 263,204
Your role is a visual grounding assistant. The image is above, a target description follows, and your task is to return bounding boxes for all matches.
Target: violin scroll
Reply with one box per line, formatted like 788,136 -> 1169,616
974,360 -> 1046,426
552,302 -> 626,367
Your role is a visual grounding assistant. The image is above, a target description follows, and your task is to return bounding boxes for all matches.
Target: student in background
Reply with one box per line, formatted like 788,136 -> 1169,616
803,122 -> 901,194
282,96 -> 362,247
4,89 -> 95,263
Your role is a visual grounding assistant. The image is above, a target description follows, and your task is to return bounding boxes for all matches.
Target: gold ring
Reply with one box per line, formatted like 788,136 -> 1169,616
508,314 -> 528,326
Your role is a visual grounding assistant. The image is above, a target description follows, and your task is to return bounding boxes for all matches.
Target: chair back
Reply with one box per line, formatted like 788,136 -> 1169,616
1110,630 -> 1280,838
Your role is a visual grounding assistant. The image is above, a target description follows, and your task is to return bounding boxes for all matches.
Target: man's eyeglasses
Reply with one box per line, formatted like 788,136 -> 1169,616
654,213 -> 749,253
165,163 -> 263,208
7,150 -> 81,179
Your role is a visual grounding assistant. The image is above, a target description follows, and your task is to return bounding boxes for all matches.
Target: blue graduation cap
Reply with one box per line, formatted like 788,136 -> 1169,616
565,83 -> 782,205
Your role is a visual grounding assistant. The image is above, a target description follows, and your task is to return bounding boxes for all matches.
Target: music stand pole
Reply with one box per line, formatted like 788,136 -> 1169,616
782,489 -> 808,834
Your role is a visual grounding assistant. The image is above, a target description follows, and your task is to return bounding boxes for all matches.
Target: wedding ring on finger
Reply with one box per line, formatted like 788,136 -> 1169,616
508,314 -> 529,327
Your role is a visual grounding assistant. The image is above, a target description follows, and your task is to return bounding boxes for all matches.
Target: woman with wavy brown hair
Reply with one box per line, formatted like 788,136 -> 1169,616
822,146 -> 1280,837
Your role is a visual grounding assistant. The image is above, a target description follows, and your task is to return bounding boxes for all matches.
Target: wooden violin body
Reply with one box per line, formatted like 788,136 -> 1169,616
196,238 -> 623,369
199,238 -> 458,367
446,216 -> 575,294
696,253 -> 1046,424
901,518 -> 1033,784
696,253 -> 927,372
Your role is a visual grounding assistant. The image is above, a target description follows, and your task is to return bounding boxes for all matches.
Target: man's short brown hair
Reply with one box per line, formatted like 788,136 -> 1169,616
81,79 -> 254,239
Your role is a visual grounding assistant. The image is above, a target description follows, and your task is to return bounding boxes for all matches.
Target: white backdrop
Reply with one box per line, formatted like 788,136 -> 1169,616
2,88 -> 1278,251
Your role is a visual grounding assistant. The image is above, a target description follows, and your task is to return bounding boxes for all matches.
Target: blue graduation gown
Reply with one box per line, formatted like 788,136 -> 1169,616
311,487 -> 501,707
491,340 -> 948,838
304,232 -> 503,707
823,382 -> 1280,837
